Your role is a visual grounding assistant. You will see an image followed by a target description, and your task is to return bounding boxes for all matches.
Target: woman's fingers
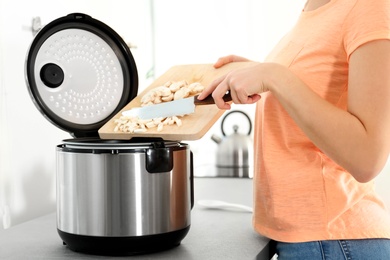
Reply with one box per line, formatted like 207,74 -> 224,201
197,74 -> 225,100
214,55 -> 251,68
200,58 -> 262,108
209,77 -> 230,109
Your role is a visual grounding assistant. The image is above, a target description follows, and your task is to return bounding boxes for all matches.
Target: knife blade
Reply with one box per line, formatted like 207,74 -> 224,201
122,92 -> 232,120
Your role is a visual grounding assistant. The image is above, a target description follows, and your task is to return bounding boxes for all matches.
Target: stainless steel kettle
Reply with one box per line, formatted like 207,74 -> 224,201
211,110 -> 253,178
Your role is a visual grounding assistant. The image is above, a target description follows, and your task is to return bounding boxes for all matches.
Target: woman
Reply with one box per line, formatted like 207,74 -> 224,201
198,0 -> 390,258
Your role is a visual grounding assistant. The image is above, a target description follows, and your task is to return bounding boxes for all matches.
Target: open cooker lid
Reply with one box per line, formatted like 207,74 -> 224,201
25,13 -> 138,138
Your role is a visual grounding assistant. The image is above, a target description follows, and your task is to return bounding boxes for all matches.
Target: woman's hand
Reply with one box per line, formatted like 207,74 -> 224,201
198,55 -> 269,109
206,64 -> 266,109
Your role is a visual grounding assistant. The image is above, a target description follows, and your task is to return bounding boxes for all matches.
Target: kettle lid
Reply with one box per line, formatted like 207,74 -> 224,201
221,110 -> 252,137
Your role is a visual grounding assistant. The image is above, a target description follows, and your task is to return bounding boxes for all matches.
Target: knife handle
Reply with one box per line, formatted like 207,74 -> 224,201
194,92 -> 232,105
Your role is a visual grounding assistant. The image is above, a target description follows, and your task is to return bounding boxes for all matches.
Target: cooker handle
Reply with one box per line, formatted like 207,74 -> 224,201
190,151 -> 194,209
145,142 -> 174,173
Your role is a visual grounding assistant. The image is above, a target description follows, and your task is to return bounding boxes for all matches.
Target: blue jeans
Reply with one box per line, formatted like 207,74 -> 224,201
275,239 -> 390,260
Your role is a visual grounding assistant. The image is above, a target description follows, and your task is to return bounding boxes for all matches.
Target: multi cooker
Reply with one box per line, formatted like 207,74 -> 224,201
25,13 -> 193,255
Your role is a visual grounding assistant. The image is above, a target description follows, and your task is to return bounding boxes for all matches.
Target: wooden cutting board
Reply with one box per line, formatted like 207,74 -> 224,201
98,61 -> 256,141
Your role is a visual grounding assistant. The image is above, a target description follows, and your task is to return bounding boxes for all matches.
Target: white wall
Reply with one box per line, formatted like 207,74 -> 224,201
0,0 -> 389,229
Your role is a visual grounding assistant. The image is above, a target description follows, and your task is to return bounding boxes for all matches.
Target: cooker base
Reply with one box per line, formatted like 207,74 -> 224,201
58,226 -> 190,256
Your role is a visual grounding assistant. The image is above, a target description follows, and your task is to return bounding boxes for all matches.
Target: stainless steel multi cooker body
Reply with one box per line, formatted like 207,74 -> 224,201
57,138 -> 193,255
25,13 -> 194,255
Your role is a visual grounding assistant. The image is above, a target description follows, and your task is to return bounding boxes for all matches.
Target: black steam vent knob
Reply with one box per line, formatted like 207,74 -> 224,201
40,63 -> 64,88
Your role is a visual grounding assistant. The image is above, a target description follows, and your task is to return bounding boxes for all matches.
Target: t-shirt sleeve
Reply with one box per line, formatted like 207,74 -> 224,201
343,0 -> 390,59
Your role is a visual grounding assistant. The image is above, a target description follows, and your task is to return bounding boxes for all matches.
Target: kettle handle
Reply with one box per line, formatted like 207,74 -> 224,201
221,110 -> 252,136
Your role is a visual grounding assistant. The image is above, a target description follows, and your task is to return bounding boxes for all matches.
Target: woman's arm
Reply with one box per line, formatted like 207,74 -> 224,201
200,40 -> 390,182
280,39 -> 390,183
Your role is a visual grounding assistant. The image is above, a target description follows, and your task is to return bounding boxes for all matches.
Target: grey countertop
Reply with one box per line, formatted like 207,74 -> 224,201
0,178 -> 272,260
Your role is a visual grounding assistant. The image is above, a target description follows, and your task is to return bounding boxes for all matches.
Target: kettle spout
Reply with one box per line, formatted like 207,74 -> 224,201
211,134 -> 222,144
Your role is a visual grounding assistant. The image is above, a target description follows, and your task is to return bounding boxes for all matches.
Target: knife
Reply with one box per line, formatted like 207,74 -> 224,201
122,92 -> 232,120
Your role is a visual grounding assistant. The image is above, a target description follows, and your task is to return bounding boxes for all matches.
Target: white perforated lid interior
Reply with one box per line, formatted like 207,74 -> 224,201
25,13 -> 138,137
35,29 -> 124,124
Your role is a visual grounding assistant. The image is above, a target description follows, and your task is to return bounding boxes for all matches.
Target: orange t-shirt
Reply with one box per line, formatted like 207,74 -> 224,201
253,0 -> 390,242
